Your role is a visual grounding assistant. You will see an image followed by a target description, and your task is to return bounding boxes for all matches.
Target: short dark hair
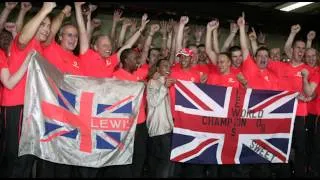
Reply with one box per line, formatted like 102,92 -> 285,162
219,52 -> 231,60
293,39 -> 305,48
0,30 -> 12,53
228,46 -> 241,54
255,46 -> 270,57
120,48 -> 134,65
147,58 -> 168,80
197,44 -> 205,48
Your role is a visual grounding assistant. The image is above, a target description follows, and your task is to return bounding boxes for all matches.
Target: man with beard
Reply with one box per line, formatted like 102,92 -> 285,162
1,2 -> 56,178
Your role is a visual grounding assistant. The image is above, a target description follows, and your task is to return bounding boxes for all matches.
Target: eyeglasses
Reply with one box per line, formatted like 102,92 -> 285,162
62,33 -> 78,39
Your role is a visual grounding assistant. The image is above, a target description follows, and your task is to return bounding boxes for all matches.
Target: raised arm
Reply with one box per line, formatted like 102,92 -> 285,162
1,51 -> 32,89
139,24 -> 160,65
248,27 -> 258,56
166,19 -> 174,51
117,18 -> 132,49
284,24 -> 300,59
169,22 -> 178,65
0,2 -> 17,33
176,16 -> 189,54
117,13 -> 150,60
257,31 -> 266,46
306,30 -> 316,48
301,69 -> 318,97
44,5 -> 71,46
18,2 -> 56,49
16,2 -> 32,33
221,22 -> 238,52
205,19 -> 219,65
159,21 -> 168,57
75,2 -> 89,55
212,20 -> 220,54
238,13 -> 249,60
110,9 -> 123,43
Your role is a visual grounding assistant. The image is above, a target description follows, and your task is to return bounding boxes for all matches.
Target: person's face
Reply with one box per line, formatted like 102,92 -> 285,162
305,49 -> 317,67
270,48 -> 281,61
125,51 -> 139,72
35,17 -> 51,42
94,36 -> 112,58
180,55 -> 192,69
149,49 -> 160,66
231,50 -> 243,68
217,54 -> 231,74
157,60 -> 171,77
255,50 -> 269,69
59,25 -> 78,51
198,46 -> 207,62
189,46 -> 198,64
292,41 -> 306,63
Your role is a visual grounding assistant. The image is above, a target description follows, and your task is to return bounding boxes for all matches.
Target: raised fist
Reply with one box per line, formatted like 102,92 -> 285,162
291,24 -> 301,34
180,16 -> 189,25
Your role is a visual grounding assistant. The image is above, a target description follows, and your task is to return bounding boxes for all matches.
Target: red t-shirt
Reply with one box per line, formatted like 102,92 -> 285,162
307,66 -> 320,115
169,65 -> 201,119
133,63 -> 149,81
191,63 -> 212,75
113,68 -> 147,124
268,61 -> 318,116
241,55 -> 279,90
79,49 -> 119,78
0,49 -> 8,104
43,41 -> 82,75
207,70 -> 240,88
2,34 -> 44,106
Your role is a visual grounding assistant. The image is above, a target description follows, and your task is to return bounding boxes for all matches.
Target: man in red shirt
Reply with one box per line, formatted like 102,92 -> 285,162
267,37 -> 318,177
169,47 -> 207,178
112,48 -> 149,178
1,2 -> 56,178
76,2 -> 150,79
238,14 -> 290,178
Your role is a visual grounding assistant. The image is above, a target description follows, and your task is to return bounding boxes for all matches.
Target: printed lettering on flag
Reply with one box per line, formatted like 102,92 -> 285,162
19,51 -> 145,167
170,80 -> 298,164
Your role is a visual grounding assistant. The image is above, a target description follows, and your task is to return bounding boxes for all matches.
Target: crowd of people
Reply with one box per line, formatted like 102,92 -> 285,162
0,2 -> 319,178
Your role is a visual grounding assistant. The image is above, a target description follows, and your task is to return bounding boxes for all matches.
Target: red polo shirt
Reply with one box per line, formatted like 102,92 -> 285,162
268,61 -> 318,116
43,41 -> 82,75
241,55 -> 279,90
2,34 -> 44,106
0,49 -> 8,104
113,68 -> 147,124
169,65 -> 201,119
307,66 -> 320,115
79,49 -> 119,78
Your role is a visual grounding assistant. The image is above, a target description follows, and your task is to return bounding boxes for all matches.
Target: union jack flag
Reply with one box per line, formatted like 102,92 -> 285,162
19,52 -> 145,167
170,80 -> 298,164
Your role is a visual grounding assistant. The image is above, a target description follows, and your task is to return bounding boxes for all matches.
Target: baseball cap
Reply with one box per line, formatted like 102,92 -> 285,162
176,48 -> 194,57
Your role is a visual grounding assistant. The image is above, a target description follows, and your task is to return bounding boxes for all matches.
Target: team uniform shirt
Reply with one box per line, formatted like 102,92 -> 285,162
113,67 -> 147,124
191,63 -> 212,75
307,66 -> 320,115
231,66 -> 242,75
2,33 -> 44,106
241,54 -> 279,90
43,41 -> 82,75
79,49 -> 119,78
0,49 -> 8,104
268,60 -> 319,116
134,63 -> 149,81
206,66 -> 240,88
169,65 -> 201,119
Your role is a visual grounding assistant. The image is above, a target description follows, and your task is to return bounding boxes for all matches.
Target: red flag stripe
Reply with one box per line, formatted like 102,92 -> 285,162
40,130 -> 70,142
176,81 -> 212,111
172,138 -> 218,162
254,139 -> 286,162
248,91 -> 295,113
